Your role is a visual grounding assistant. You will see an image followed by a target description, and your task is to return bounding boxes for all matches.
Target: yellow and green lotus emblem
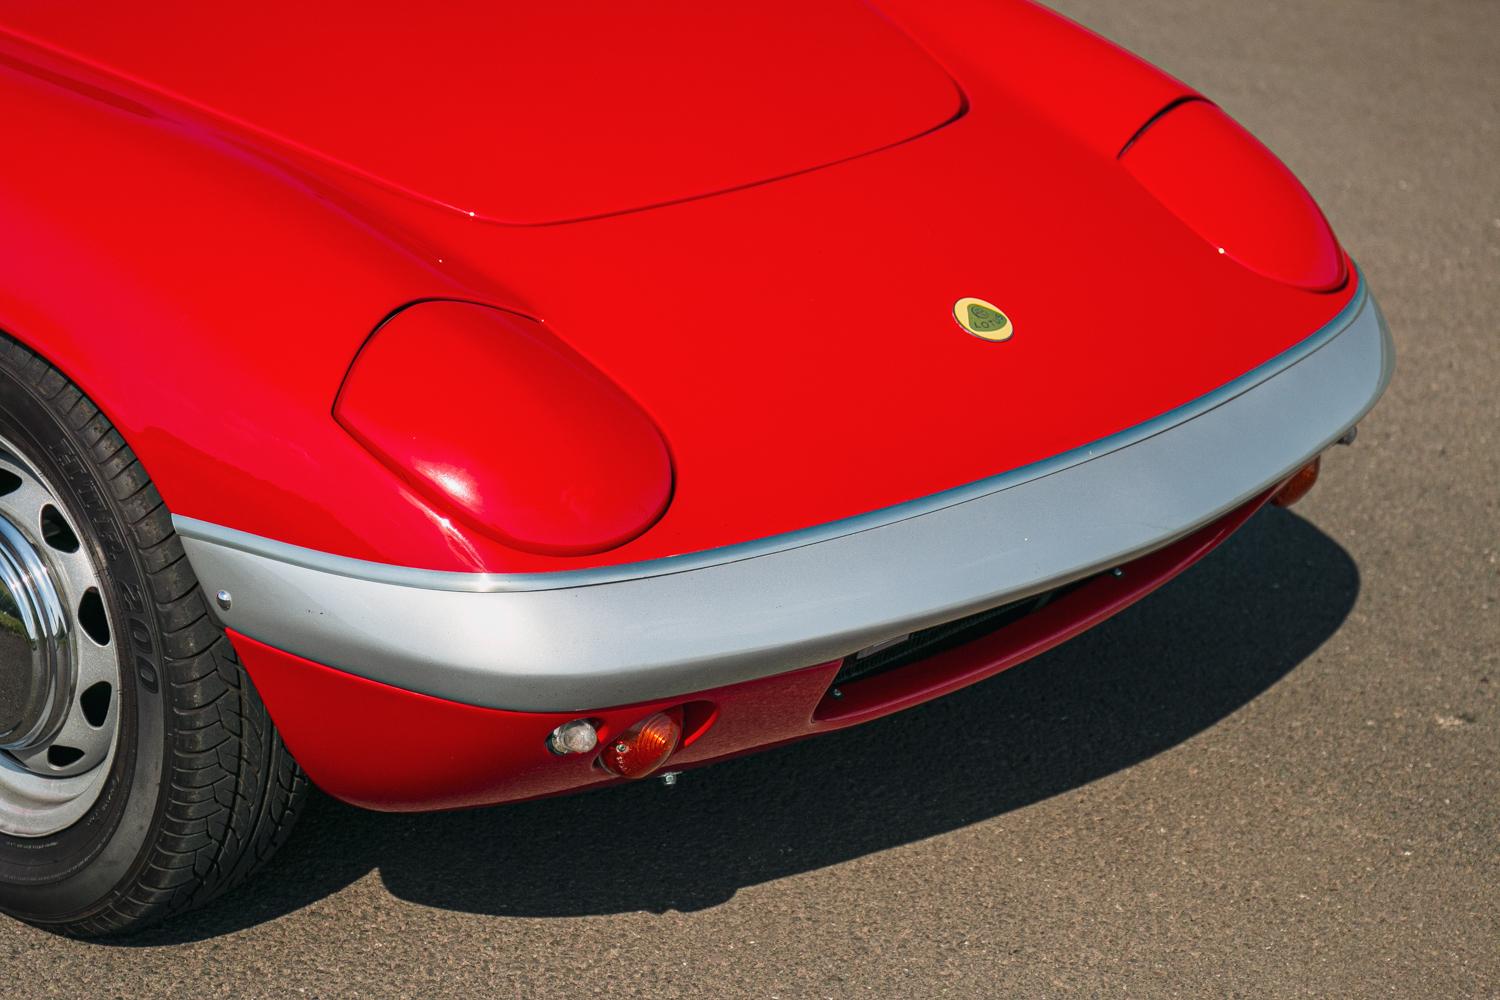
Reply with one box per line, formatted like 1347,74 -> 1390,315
953,297 -> 1014,342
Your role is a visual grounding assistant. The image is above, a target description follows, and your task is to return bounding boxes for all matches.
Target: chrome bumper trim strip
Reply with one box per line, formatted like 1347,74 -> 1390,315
177,280 -> 1392,711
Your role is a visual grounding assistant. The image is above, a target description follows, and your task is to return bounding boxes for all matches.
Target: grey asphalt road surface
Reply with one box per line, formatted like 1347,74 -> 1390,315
5,1 -> 1497,996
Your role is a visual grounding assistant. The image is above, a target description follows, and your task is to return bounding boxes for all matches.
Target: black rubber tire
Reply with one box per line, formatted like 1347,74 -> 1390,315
0,333 -> 308,937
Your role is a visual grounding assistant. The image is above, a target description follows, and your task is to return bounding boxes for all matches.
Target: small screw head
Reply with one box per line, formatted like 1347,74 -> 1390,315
659,771 -> 681,787
830,687 -> 844,699
1111,568 -> 1125,579
215,590 -> 232,611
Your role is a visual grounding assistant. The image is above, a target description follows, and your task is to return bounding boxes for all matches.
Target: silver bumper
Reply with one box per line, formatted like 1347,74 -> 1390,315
178,281 -> 1393,713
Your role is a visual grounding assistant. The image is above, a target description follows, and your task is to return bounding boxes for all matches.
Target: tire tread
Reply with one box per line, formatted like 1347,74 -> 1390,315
0,335 -> 308,937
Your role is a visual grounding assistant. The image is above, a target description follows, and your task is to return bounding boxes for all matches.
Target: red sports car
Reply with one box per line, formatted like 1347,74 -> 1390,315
0,1 -> 1391,936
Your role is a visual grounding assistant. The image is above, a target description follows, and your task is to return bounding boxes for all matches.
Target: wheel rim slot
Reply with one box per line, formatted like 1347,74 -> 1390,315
40,504 -> 80,553
78,588 -> 110,646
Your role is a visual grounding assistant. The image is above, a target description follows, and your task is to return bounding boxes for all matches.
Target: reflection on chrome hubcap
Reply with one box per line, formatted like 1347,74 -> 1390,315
0,516 -> 72,752
0,435 -> 120,837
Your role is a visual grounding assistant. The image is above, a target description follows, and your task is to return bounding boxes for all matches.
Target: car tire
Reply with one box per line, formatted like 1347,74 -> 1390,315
0,333 -> 308,937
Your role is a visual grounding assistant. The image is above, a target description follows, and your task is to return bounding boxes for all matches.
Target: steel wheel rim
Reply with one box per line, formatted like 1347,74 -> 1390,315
0,432 -> 121,838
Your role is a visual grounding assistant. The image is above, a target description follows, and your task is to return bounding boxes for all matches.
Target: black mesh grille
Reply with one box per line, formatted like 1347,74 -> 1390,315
831,577 -> 1091,689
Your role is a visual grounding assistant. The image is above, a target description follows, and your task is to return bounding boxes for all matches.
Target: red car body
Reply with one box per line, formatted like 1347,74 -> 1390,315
0,2 -> 1390,812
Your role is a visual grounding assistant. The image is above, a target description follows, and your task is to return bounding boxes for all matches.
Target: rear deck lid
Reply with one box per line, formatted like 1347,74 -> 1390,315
0,0 -> 964,224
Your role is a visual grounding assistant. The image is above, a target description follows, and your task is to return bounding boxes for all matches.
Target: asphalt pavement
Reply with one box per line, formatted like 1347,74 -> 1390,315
5,0 -> 1496,995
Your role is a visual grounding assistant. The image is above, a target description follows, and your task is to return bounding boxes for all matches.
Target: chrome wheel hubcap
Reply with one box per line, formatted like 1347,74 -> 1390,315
0,435 -> 120,837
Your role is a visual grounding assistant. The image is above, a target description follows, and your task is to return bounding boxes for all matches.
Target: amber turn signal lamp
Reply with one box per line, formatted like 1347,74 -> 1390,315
1272,456 -> 1321,507
599,710 -> 682,779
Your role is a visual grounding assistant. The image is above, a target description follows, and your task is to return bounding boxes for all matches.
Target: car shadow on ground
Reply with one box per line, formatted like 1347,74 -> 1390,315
112,505 -> 1358,945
